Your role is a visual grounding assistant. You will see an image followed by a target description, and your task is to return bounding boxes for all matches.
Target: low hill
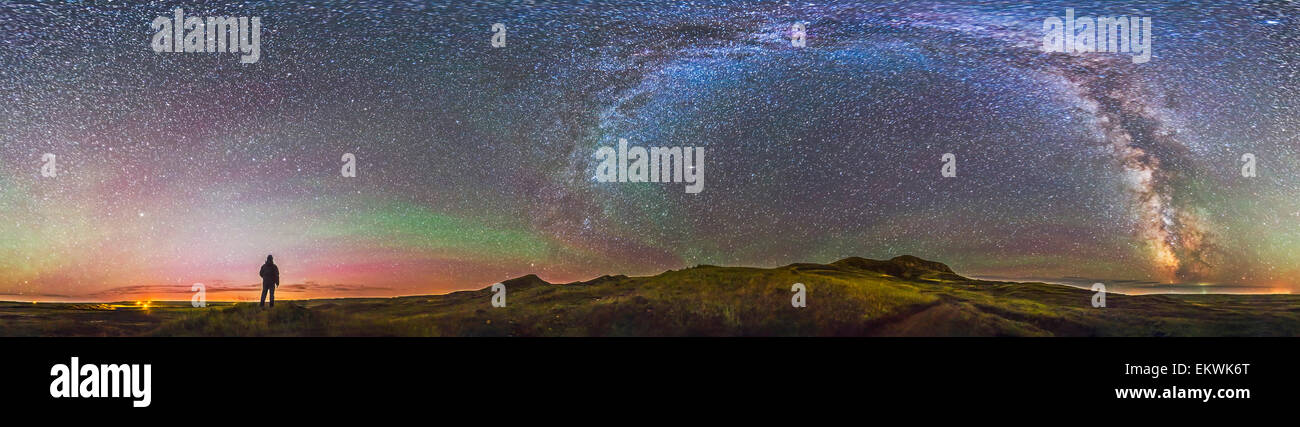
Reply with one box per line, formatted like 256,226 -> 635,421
829,255 -> 967,281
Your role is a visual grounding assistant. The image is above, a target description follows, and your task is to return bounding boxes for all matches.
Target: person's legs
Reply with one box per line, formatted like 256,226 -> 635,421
260,285 -> 268,307
268,285 -> 275,307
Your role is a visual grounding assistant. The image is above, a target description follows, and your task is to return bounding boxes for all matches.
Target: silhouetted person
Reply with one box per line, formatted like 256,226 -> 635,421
259,255 -> 279,307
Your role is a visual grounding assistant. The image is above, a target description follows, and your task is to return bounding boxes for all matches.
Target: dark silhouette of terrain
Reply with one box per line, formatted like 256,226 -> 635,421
3,255 -> 1299,337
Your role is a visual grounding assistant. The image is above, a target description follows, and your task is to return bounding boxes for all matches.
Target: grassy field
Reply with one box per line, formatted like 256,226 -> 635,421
4,256 -> 1299,337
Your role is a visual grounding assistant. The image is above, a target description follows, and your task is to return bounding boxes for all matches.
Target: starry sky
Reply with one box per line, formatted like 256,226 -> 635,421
1,0 -> 1298,300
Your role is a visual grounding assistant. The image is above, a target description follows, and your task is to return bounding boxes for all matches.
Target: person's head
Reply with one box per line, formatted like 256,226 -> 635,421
266,255 -> 274,263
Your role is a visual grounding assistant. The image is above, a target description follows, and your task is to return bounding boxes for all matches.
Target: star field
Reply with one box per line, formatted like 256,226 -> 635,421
1,0 -> 1298,299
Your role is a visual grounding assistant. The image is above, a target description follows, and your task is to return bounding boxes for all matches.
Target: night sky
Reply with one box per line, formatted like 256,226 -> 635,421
2,0 -> 1298,300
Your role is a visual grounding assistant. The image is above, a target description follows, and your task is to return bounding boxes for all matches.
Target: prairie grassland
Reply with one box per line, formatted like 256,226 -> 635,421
4,256 -> 1299,337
